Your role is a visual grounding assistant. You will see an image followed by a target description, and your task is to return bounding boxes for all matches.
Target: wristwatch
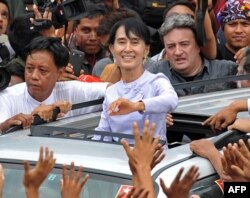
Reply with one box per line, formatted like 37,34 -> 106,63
138,100 -> 146,114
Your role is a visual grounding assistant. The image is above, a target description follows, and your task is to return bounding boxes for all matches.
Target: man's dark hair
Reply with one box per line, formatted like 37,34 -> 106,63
163,0 -> 195,20
23,36 -> 69,69
108,17 -> 151,46
6,61 -> 25,81
8,15 -> 41,60
75,3 -> 108,25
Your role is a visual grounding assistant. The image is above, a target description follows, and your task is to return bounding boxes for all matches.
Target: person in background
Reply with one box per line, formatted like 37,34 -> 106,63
95,17 -> 178,144
0,0 -> 10,35
152,0 -> 217,61
216,0 -> 250,62
68,4 -> 108,75
148,14 -> 237,97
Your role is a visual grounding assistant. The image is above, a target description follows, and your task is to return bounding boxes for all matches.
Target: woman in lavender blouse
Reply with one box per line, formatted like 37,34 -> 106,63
95,17 -> 178,144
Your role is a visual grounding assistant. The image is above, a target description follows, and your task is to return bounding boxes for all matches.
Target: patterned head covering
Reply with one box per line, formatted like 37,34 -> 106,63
217,0 -> 250,24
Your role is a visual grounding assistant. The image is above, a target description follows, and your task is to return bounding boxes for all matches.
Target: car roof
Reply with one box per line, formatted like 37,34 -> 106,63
176,87 -> 250,118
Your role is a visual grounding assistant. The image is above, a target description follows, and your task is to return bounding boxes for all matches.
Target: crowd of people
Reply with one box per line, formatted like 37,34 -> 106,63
0,0 -> 250,197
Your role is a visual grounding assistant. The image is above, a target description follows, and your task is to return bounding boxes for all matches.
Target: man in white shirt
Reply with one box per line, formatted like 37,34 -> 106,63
0,36 -> 108,133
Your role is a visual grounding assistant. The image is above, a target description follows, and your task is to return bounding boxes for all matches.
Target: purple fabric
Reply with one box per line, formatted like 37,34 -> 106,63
217,0 -> 250,24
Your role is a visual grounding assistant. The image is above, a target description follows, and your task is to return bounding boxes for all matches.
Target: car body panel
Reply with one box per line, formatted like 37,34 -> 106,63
177,88 -> 250,118
1,87 -> 249,197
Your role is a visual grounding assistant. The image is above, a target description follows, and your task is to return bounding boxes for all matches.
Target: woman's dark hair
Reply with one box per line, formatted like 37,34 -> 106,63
23,36 -> 69,69
97,8 -> 141,37
108,17 -> 151,46
163,0 -> 195,19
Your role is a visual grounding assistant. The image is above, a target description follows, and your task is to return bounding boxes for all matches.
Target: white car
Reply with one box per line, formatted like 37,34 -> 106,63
0,87 -> 249,198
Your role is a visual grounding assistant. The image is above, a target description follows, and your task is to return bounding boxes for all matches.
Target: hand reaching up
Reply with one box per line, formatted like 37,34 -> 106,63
23,147 -> 56,198
61,162 -> 89,198
160,166 -> 199,198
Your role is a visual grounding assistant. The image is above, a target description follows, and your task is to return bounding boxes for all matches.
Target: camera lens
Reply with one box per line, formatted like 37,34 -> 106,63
0,67 -> 11,91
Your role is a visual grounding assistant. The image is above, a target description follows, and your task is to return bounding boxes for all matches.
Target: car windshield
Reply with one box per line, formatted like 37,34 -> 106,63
1,161 -> 132,198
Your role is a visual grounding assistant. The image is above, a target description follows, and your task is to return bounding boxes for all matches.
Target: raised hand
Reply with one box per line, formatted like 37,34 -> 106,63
58,64 -> 78,81
121,120 -> 162,173
121,120 -> 164,198
160,166 -> 199,198
23,147 -> 56,198
61,162 -> 89,198
221,139 -> 250,182
235,46 -> 249,66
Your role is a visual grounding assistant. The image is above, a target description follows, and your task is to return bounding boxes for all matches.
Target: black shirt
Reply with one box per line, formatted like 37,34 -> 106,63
217,44 -> 235,62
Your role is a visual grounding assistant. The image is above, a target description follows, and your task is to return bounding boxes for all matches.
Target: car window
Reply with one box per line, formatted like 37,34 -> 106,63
1,161 -> 132,198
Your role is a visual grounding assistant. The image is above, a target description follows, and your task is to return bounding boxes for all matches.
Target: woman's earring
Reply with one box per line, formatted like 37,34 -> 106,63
113,56 -> 117,65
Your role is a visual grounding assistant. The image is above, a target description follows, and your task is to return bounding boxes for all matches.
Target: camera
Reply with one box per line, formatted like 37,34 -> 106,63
23,0 -> 88,29
0,34 -> 16,64
69,49 -> 86,76
0,67 -> 11,92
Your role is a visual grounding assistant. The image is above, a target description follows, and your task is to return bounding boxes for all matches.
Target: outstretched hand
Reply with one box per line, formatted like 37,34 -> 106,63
61,162 -> 89,198
121,120 -> 164,173
121,120 -> 165,198
202,107 -> 238,132
108,98 -> 144,116
221,139 -> 250,182
23,147 -> 56,197
160,166 -> 199,198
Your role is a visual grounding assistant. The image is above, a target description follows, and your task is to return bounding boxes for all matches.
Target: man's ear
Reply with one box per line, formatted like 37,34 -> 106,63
57,67 -> 65,79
